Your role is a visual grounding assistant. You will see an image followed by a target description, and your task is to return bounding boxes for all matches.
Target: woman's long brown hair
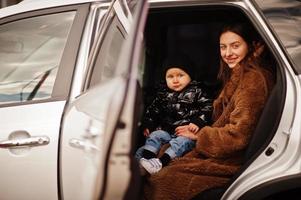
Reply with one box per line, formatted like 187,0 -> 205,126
213,23 -> 270,118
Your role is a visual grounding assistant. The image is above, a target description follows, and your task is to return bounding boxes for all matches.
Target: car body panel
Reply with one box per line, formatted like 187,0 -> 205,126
0,1 -> 110,200
0,101 -> 65,200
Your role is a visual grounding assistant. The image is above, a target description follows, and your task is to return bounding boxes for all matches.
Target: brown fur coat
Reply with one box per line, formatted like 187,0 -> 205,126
143,66 -> 274,200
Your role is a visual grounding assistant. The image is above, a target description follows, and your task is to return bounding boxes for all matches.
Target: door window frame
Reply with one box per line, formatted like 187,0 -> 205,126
83,1 -> 132,92
85,14 -> 127,89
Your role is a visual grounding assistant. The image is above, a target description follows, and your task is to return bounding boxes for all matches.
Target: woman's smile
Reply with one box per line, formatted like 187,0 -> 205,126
226,57 -> 238,63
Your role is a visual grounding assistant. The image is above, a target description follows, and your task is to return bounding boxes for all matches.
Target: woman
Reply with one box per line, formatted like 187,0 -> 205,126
143,23 -> 275,200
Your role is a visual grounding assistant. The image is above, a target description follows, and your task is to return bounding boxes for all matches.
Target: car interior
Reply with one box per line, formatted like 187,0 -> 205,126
128,5 -> 285,200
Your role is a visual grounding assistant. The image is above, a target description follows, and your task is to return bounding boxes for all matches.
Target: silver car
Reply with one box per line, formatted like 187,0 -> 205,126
0,0 -> 300,200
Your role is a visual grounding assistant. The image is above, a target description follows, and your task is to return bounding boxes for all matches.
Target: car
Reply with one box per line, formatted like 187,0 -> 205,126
0,0 -> 300,200
60,0 -> 301,199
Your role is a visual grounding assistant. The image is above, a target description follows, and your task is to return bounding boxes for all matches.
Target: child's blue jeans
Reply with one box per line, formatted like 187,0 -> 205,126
135,130 -> 195,160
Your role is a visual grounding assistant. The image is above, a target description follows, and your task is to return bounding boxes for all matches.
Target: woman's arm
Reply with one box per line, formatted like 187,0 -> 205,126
195,72 -> 270,158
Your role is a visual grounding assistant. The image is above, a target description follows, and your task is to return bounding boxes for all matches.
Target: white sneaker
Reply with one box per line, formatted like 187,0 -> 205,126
139,158 -> 162,174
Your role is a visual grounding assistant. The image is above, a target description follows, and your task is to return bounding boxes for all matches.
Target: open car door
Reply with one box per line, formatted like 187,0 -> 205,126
95,1 -> 149,199
60,0 -> 149,200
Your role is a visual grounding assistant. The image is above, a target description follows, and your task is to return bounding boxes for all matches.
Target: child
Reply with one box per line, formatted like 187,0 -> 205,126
137,54 -> 213,174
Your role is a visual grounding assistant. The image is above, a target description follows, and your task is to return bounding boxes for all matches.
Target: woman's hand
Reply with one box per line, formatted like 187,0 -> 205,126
175,125 -> 198,140
144,128 -> 150,137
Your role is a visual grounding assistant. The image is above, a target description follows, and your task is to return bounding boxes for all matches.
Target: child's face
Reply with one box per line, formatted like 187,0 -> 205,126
166,67 -> 191,92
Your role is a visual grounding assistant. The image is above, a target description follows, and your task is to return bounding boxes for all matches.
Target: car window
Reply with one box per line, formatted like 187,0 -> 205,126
87,15 -> 126,88
0,11 -> 75,104
255,0 -> 301,74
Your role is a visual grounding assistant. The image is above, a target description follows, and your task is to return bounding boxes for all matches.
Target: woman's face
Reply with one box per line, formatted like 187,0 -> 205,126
220,31 -> 249,69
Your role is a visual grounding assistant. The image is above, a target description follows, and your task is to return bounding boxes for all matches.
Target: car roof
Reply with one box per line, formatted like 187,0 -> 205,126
0,0 -> 110,18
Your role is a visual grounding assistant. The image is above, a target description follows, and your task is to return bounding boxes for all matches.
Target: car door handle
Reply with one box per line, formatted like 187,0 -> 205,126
69,138 -> 99,151
0,136 -> 50,148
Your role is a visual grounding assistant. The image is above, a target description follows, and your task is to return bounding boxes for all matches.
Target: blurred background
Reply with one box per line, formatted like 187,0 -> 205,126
1,0 -> 22,8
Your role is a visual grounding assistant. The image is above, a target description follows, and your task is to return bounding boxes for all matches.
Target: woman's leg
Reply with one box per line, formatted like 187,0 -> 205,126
144,159 -> 231,200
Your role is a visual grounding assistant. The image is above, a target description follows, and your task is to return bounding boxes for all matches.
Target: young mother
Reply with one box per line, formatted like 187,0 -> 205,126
143,23 -> 275,200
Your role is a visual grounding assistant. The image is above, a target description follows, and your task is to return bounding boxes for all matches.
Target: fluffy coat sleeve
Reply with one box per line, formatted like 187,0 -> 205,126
195,71 -> 270,158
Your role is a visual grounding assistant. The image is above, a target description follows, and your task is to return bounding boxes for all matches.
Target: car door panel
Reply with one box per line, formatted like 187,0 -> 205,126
0,4 -> 89,200
0,101 -> 65,200
60,77 -> 127,200
60,1 -> 148,199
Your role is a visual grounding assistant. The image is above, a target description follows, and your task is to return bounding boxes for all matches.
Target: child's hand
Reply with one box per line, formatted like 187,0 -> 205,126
144,128 -> 150,137
188,123 -> 199,134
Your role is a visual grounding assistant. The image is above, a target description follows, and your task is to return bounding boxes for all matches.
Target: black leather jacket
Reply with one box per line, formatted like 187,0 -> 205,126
143,81 -> 213,133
